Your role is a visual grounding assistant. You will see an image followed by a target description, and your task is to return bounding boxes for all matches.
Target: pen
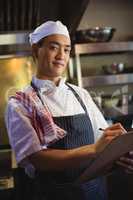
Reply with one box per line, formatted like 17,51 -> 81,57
99,128 -> 105,131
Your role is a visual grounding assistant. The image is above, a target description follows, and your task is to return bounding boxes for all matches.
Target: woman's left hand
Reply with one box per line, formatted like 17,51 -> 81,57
116,151 -> 133,173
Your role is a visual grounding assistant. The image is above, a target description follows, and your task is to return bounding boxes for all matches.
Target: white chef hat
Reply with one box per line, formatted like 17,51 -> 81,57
29,20 -> 70,45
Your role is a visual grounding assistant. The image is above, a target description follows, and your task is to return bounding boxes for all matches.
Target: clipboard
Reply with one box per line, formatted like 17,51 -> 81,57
76,131 -> 133,184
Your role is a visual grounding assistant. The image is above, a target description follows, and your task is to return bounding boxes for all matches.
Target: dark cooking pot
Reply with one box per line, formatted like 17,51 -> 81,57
75,27 -> 116,43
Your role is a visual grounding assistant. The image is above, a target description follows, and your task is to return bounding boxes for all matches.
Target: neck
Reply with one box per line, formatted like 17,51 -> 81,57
36,74 -> 61,86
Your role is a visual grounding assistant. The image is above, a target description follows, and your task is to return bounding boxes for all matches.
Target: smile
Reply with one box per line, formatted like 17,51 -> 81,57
53,61 -> 65,66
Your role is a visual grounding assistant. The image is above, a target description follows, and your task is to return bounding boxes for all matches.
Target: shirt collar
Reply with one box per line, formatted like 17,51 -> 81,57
31,76 -> 66,95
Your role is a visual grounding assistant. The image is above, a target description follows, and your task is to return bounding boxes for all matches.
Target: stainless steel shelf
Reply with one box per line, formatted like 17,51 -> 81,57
74,41 -> 133,54
82,73 -> 133,88
71,41 -> 133,87
103,104 -> 133,120
0,32 -> 31,57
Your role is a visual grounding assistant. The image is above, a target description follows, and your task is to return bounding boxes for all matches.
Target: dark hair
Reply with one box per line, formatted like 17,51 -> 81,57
37,38 -> 45,47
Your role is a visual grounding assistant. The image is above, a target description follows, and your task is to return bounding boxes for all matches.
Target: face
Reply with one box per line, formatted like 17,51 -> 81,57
34,34 -> 71,82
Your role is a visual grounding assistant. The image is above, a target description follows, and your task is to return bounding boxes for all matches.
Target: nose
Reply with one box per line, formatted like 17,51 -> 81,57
56,47 -> 65,59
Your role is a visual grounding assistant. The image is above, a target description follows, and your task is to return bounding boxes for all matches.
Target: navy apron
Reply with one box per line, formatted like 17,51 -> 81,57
29,83 -> 108,200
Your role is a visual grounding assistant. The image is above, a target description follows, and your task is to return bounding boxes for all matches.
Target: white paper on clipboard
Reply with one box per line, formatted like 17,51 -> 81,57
76,131 -> 133,184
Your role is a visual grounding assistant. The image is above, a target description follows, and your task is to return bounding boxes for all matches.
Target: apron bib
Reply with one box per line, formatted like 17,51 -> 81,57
34,84 -> 108,200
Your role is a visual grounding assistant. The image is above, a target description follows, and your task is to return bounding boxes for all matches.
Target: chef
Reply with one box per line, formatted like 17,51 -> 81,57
5,20 -> 127,200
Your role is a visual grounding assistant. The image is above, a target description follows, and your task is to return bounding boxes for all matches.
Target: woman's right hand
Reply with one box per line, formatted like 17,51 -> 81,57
94,123 -> 126,153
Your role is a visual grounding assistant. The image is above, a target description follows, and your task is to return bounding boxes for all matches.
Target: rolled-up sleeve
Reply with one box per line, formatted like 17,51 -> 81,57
5,99 -> 47,164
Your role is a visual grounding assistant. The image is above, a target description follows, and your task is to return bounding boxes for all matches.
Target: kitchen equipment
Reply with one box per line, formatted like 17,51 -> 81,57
75,27 -> 116,43
102,95 -> 120,109
102,63 -> 124,74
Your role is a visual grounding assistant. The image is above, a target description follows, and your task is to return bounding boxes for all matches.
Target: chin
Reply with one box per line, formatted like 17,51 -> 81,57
52,73 -> 62,78
53,69 -> 65,76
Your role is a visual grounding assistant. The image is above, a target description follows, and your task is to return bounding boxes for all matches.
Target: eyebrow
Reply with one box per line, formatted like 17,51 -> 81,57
49,41 -> 71,49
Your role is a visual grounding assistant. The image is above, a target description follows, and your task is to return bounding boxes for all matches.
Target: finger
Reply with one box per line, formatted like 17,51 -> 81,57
104,129 -> 124,137
105,123 -> 127,133
105,123 -> 121,130
105,135 -> 118,142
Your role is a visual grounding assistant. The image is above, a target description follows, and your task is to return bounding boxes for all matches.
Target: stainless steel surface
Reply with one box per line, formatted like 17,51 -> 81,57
0,44 -> 31,57
75,54 -> 83,87
0,57 -> 36,144
74,42 -> 133,54
103,105 -> 133,120
0,34 -> 33,145
0,33 -> 31,57
82,74 -> 133,88
75,27 -> 116,43
71,41 -> 133,87
0,32 -> 29,45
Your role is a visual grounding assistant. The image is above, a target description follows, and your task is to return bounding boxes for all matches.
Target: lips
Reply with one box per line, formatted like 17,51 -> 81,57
53,60 -> 65,66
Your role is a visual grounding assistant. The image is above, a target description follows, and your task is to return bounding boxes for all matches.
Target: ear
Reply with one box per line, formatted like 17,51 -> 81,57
31,44 -> 39,61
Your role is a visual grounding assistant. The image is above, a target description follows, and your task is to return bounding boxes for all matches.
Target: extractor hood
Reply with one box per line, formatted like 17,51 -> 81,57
0,0 -> 89,56
0,0 -> 89,35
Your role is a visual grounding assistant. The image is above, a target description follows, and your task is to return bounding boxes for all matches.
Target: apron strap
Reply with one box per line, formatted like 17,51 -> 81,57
66,83 -> 88,114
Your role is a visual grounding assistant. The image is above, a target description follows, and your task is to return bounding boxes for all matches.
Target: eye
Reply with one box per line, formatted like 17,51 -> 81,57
49,44 -> 59,51
64,48 -> 71,54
